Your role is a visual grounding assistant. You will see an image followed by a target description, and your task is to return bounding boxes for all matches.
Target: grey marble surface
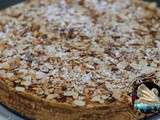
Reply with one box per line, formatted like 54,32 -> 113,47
0,0 -> 24,10
144,0 -> 160,6
0,0 -> 159,10
0,105 -> 24,120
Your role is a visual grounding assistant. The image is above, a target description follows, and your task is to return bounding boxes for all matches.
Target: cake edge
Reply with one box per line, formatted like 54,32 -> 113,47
0,79 -> 144,120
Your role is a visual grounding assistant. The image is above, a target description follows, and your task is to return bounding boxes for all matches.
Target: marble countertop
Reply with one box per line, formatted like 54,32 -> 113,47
0,105 -> 24,120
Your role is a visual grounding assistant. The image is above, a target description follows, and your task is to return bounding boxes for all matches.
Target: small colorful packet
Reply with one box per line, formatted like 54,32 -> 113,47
131,73 -> 160,113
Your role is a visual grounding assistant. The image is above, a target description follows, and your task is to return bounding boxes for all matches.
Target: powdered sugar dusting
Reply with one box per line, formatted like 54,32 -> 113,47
0,0 -> 160,106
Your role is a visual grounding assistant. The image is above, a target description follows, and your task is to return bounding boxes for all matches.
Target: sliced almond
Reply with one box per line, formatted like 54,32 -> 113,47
15,86 -> 25,92
73,100 -> 86,107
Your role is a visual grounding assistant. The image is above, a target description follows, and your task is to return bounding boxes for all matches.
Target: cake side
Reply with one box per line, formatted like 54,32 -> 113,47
0,78 -> 143,120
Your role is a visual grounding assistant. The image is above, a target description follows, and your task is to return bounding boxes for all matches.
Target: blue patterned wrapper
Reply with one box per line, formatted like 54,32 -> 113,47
134,101 -> 160,112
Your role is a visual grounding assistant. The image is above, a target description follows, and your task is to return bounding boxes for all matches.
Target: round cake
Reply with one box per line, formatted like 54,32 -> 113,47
0,0 -> 160,119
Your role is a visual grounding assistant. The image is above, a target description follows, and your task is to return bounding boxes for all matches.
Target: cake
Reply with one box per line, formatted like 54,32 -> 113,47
0,0 -> 160,119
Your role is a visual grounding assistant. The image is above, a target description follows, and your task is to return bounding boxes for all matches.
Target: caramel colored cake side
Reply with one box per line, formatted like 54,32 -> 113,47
0,79 -> 140,120
0,0 -> 160,119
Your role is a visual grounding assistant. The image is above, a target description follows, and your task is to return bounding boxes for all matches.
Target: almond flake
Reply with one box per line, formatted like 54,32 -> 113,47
73,100 -> 86,107
91,95 -> 104,104
15,86 -> 25,92
36,71 -> 46,79
0,62 -> 10,70
46,94 -> 59,100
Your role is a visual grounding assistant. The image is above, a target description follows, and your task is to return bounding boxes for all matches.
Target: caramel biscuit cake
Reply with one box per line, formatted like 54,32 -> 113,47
0,0 -> 160,119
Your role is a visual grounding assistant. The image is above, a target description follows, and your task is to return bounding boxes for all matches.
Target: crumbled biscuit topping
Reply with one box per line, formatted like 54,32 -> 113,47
0,0 -> 160,106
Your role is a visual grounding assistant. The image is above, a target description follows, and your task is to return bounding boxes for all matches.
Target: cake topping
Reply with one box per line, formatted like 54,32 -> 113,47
0,0 -> 160,106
